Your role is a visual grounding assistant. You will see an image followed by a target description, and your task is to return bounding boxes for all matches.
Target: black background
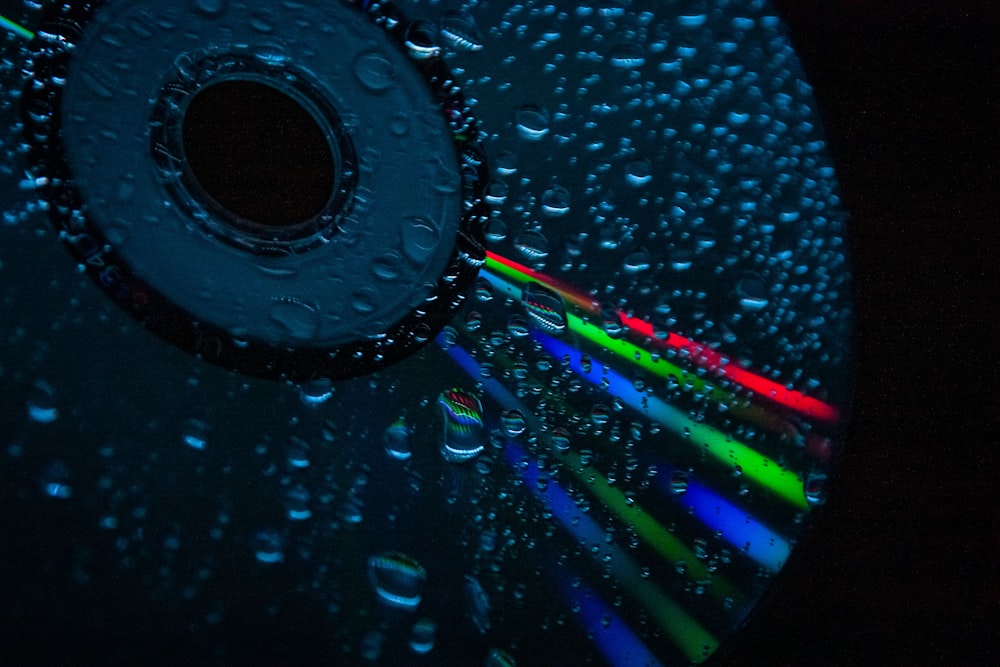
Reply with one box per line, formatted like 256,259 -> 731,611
722,1 -> 997,664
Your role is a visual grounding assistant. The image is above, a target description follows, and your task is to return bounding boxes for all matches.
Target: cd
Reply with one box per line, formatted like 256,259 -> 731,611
0,1 -> 852,664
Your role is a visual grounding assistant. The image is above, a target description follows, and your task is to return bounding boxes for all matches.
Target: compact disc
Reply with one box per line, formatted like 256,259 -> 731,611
0,1 -> 852,664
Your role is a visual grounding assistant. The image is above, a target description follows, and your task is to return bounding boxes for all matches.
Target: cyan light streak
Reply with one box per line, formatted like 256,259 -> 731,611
535,332 -> 809,510
1,15 -> 34,40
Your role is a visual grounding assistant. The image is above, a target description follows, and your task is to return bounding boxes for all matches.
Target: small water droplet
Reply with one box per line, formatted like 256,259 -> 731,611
540,185 -> 571,217
515,104 -> 551,141
501,409 -> 527,437
40,461 -> 72,499
354,51 -> 396,92
440,11 -> 484,52
402,217 -> 440,264
193,0 -> 227,18
608,42 -> 646,68
252,529 -> 284,563
181,418 -> 209,450
299,378 -> 333,405
383,418 -> 411,460
351,286 -> 379,315
625,157 -> 653,187
26,381 -> 59,424
514,230 -> 549,260
409,618 -> 437,654
269,298 -> 320,340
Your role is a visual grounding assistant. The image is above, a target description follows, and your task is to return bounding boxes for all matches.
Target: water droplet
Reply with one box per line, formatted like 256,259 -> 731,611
670,470 -> 689,495
440,11 -> 484,52
522,282 -> 567,335
409,618 -> 437,654
181,418 -> 208,450
372,252 -> 403,280
404,20 -> 441,60
485,648 -> 516,667
402,216 -> 440,264
501,409 -> 527,437
484,217 -> 508,242
284,484 -> 312,521
351,286 -> 378,315
484,179 -> 509,206
383,418 -> 411,460
608,42 -> 646,68
249,8 -> 275,33
368,552 -> 427,610
269,298 -> 320,340
737,273 -> 769,311
299,377 -> 333,405
439,388 -> 485,462
514,230 -> 549,260
251,529 -> 284,563
805,473 -> 828,505
193,0 -> 227,18
40,461 -> 72,499
464,575 -> 491,633
550,427 -> 571,452
26,381 -> 59,424
389,113 -> 410,136
625,156 -> 653,187
286,436 -> 310,469
515,104 -> 551,141
353,51 -> 396,93
494,151 -> 518,176
540,185 -> 571,217
623,249 -> 652,274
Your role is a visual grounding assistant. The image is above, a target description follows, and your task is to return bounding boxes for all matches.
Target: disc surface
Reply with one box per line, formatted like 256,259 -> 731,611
0,1 -> 852,664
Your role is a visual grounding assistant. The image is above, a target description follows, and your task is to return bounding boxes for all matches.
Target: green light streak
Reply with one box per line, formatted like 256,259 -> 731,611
485,260 -> 798,438
1,15 -> 34,40
559,448 -> 743,606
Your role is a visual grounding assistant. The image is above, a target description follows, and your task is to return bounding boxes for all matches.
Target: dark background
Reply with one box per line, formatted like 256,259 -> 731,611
722,1 -> 997,664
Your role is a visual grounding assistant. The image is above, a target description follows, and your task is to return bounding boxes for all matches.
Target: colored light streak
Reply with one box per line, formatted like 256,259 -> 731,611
484,251 -> 840,424
535,332 -> 810,510
480,268 -> 800,440
507,441 -> 718,663
555,571 -> 665,667
444,327 -> 790,572
440,338 -> 742,604
1,15 -> 33,40
654,462 -> 791,572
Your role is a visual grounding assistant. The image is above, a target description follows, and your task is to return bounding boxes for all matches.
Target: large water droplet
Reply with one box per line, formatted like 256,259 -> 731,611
522,282 -> 567,335
368,552 -> 427,610
439,388 -> 485,462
